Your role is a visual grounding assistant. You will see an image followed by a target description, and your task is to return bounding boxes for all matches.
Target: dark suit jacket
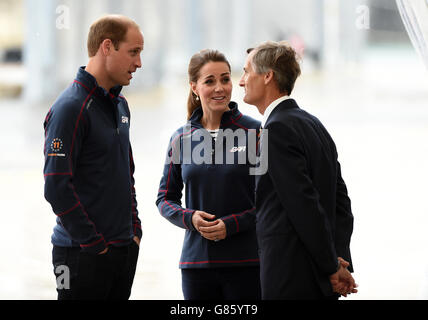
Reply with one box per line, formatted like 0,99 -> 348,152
255,98 -> 354,299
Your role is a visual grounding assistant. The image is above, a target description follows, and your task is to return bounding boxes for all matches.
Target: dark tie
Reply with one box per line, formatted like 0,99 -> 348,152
256,125 -> 263,156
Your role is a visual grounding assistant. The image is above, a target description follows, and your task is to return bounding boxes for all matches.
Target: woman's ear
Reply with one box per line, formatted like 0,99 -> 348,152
190,82 -> 198,97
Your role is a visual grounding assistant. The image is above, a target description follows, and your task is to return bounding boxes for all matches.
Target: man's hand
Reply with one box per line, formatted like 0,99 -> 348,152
133,236 -> 140,246
98,247 -> 109,255
329,257 -> 358,297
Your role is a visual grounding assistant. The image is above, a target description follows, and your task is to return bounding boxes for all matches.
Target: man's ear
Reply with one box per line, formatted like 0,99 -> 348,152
264,70 -> 274,85
100,39 -> 113,56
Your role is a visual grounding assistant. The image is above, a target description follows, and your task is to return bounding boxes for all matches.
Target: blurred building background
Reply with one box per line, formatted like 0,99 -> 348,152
0,0 -> 404,101
0,0 -> 412,100
1,0 -> 428,300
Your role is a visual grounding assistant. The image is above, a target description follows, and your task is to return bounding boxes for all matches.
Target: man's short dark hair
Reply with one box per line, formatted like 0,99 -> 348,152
87,15 -> 140,57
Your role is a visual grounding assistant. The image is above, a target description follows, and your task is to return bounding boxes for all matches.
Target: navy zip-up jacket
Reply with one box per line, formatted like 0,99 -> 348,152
44,67 -> 142,254
156,102 -> 260,268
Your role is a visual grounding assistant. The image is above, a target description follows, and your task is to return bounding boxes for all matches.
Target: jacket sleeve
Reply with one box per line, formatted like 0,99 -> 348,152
129,144 -> 142,239
155,133 -> 196,230
265,121 -> 338,275
220,207 -> 256,237
43,97 -> 107,254
334,160 -> 354,272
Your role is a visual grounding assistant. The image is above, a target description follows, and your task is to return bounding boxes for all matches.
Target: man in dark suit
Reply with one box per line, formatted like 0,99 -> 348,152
239,41 -> 357,299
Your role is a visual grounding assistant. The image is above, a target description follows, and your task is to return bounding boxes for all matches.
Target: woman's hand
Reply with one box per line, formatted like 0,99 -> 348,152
192,210 -> 226,241
192,210 -> 227,241
199,219 -> 227,241
192,210 -> 216,230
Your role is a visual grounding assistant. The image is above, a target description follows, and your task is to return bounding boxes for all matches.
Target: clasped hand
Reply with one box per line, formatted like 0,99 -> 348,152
329,257 -> 358,297
192,210 -> 226,241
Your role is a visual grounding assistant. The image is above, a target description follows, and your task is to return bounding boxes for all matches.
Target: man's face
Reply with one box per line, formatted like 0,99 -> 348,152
106,27 -> 144,87
239,51 -> 266,108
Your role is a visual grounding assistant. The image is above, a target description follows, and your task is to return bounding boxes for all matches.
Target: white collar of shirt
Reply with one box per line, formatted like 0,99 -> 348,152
261,95 -> 290,128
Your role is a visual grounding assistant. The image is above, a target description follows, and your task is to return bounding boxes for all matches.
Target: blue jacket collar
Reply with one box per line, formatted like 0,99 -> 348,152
76,66 -> 123,98
189,101 -> 241,128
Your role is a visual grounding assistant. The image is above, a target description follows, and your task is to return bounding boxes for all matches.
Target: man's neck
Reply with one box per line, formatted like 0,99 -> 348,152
85,58 -> 113,92
258,91 -> 286,115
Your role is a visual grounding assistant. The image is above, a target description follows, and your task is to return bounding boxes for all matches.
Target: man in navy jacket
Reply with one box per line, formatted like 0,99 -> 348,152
43,15 -> 143,299
239,41 -> 357,299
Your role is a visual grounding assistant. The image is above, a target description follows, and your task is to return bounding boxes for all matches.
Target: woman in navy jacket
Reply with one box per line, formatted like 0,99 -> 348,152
156,49 -> 261,299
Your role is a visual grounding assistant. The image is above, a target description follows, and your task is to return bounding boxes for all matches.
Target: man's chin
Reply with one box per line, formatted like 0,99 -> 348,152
243,95 -> 254,106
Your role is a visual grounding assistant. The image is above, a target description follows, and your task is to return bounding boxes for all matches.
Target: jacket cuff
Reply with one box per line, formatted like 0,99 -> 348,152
185,209 -> 197,231
80,235 -> 107,254
326,257 -> 340,276
221,215 -> 239,237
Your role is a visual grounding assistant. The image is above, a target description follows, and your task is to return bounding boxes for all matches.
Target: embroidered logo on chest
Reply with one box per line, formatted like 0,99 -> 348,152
229,146 -> 246,153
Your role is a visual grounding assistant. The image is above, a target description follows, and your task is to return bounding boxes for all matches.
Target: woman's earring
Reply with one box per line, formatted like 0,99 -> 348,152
195,95 -> 199,101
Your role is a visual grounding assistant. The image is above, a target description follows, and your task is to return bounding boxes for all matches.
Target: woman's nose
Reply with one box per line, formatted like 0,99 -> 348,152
214,82 -> 224,92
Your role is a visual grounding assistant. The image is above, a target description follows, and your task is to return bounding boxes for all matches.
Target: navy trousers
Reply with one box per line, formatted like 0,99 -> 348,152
52,241 -> 139,300
181,266 -> 261,300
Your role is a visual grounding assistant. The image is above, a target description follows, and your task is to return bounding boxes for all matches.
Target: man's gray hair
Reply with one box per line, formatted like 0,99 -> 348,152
247,41 -> 301,95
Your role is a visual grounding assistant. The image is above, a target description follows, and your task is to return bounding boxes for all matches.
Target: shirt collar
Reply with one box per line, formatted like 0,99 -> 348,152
261,95 -> 290,128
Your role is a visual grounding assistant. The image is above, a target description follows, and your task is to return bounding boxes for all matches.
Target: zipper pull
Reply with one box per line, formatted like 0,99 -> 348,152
117,128 -> 120,135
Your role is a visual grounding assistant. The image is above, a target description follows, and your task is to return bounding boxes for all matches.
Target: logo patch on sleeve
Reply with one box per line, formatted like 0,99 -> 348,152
48,138 -> 66,157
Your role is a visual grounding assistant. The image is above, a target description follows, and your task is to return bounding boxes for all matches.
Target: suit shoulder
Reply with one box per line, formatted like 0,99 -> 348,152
297,109 -> 331,135
271,107 -> 319,128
